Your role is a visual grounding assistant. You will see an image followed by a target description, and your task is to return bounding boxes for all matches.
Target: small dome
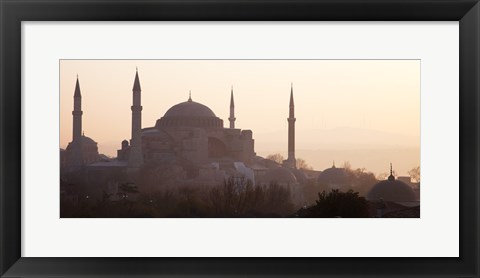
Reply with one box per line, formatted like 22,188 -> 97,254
260,167 -> 297,185
367,176 -> 417,202
164,101 -> 216,118
317,167 -> 349,185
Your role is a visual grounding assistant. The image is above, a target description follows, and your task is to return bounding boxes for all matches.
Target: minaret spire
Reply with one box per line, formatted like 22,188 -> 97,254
290,82 -> 294,108
69,75 -> 84,168
128,68 -> 144,169
74,75 -> 81,97
229,85 -> 236,129
133,68 -> 141,91
284,83 -> 296,169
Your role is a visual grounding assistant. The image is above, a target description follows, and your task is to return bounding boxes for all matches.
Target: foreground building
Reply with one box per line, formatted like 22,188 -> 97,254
366,164 -> 419,217
367,164 -> 418,203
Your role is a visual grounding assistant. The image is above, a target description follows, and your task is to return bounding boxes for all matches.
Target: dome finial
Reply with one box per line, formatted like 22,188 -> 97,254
188,90 -> 192,102
388,163 -> 395,181
82,130 -> 85,136
332,160 -> 335,168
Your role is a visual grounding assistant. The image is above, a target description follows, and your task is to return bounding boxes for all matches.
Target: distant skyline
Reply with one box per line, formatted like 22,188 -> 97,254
60,60 -> 420,175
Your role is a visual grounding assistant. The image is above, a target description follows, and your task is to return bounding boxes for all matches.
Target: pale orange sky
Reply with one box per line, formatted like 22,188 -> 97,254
60,60 -> 420,175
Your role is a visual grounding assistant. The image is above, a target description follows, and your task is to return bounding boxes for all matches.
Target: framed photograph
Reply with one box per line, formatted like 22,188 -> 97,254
58,59 -> 420,219
1,0 -> 478,277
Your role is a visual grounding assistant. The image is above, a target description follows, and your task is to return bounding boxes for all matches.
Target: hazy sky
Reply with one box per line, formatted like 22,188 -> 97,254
60,60 -> 420,174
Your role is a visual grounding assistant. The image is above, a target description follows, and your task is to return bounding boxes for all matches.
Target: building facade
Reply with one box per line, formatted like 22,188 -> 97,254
117,74 -> 256,169
62,69 -> 306,205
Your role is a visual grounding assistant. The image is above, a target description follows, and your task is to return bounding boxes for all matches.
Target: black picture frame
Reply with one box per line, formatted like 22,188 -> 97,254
1,0 -> 479,277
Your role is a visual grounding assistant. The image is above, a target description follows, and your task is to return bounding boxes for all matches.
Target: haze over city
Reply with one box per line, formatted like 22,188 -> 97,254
60,60 -> 419,175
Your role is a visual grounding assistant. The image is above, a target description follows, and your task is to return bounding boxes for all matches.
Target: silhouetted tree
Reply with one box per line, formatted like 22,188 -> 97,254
346,168 -> 378,196
297,189 -> 369,218
266,153 -> 284,164
296,158 -> 313,170
408,166 -> 420,183
118,182 -> 139,200
207,178 -> 294,217
377,172 -> 389,180
377,169 -> 396,180
343,161 -> 352,170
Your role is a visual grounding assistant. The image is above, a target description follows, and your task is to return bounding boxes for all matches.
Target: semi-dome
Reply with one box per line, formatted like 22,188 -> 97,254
81,135 -> 97,145
290,168 -> 308,184
67,135 -> 97,149
259,167 -> 298,186
367,174 -> 417,202
142,127 -> 172,139
164,100 -> 216,118
156,97 -> 224,129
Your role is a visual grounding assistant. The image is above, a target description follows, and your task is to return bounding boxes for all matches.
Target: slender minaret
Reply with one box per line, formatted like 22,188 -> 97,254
69,75 -> 84,167
128,68 -> 144,168
229,86 -> 236,129
72,75 -> 82,143
284,83 -> 296,168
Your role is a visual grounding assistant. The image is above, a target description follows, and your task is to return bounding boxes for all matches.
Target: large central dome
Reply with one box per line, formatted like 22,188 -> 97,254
164,100 -> 216,118
156,97 -> 224,129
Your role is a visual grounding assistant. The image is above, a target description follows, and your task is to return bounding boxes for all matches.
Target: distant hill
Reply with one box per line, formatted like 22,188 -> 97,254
255,127 -> 420,175
255,127 -> 419,151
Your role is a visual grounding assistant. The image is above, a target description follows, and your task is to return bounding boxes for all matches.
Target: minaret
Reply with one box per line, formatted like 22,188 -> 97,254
229,86 -> 236,129
69,75 -> 84,167
128,68 -> 144,169
72,75 -> 82,143
284,83 -> 296,169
